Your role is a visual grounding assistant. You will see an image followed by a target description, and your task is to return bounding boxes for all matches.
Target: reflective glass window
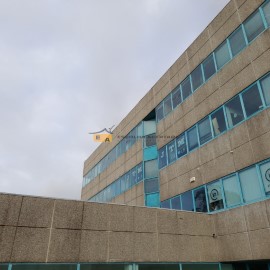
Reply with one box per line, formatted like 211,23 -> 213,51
181,191 -> 194,211
115,179 -> 121,197
223,175 -> 241,207
182,76 -> 192,100
191,65 -> 204,91
120,176 -> 126,193
144,178 -> 159,193
167,140 -> 176,164
130,167 -> 137,186
262,1 -> 270,25
202,54 -> 216,81
194,187 -> 207,212
81,264 -> 132,270
176,134 -> 187,158
137,163 -> 143,182
261,74 -> 270,105
229,26 -> 247,56
158,146 -> 168,169
164,95 -> 172,116
244,10 -> 265,42
242,84 -> 263,117
239,166 -> 263,202
172,85 -> 182,108
171,196 -> 181,210
198,117 -> 212,145
225,96 -> 244,127
125,171 -> 131,189
145,134 -> 156,147
207,181 -> 224,212
145,192 -> 159,207
187,126 -> 198,151
215,41 -> 231,69
145,159 -> 158,179
259,161 -> 270,195
144,120 -> 156,136
156,103 -> 164,122
211,107 -> 227,136
160,199 -> 171,209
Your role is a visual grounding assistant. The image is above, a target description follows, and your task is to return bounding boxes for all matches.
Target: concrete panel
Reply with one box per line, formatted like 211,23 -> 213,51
249,228 -> 270,260
0,194 -> 22,226
134,207 -> 157,233
178,235 -> 201,262
136,182 -> 144,198
18,197 -> 54,228
11,227 -> 50,262
169,53 -> 188,79
214,211 -> 229,236
136,195 -> 145,207
53,200 -> 83,229
133,233 -> 158,262
157,209 -> 178,234
252,49 -> 270,80
251,131 -> 270,163
228,121 -> 249,149
0,226 -> 16,262
225,207 -> 247,234
266,199 -> 270,223
237,0 -> 265,22
79,230 -> 108,262
108,232 -> 133,262
187,151 -> 200,171
48,229 -> 81,262
199,236 -> 220,262
233,141 -> 255,171
160,183 -> 169,202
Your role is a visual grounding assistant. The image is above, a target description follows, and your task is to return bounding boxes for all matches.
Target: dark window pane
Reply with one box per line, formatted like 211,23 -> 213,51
248,262 -> 269,270
263,1 -> 270,25
81,264 -> 131,270
187,126 -> 198,151
139,264 -> 179,270
145,134 -> 156,147
145,159 -> 158,179
194,187 -> 207,212
203,54 -> 216,81
160,199 -> 171,209
244,10 -> 265,42
144,178 -> 159,193
223,175 -> 241,207
198,117 -> 212,145
172,85 -> 182,108
171,196 -> 181,210
156,103 -> 164,122
137,163 -> 143,182
0,265 -> 8,270
182,77 -> 192,100
164,95 -> 172,116
130,167 -> 137,186
181,191 -> 194,211
215,41 -> 231,69
207,181 -> 224,212
167,140 -> 176,164
13,264 -> 77,270
182,264 -> 219,270
261,74 -> 270,105
176,134 -> 187,158
225,96 -> 244,127
158,146 -> 168,169
211,107 -> 227,136
145,192 -> 159,207
242,84 -> 263,117
229,26 -> 246,56
191,65 -> 204,91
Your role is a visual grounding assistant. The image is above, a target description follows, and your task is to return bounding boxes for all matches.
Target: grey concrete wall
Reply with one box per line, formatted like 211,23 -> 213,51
0,193 -> 269,263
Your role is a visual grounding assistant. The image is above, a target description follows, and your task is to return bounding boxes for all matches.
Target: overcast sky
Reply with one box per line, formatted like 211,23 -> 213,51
0,0 -> 230,200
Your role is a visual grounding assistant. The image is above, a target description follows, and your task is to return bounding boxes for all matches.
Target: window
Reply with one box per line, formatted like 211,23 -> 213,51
202,54 -> 216,81
223,175 -> 241,207
139,264 -> 179,270
115,179 -> 121,197
198,117 -> 212,145
182,264 -> 219,270
207,181 -> 224,212
182,76 -> 192,100
261,74 -> 270,105
156,103 -> 164,122
160,199 -> 171,209
244,10 -> 265,42
259,161 -> 270,195
167,140 -> 176,164
176,134 -> 187,158
262,1 -> 270,25
191,65 -> 204,91
194,187 -> 207,212
145,134 -> 156,147
171,196 -> 181,210
181,191 -> 194,211
164,95 -> 172,116
211,107 -> 227,136
239,166 -> 263,202
12,265 -> 77,270
215,41 -> 231,69
187,126 -> 198,151
144,120 -> 156,135
130,167 -> 137,186
242,84 -> 263,117
225,96 -> 244,127
229,26 -> 247,56
145,193 -> 159,207
137,163 -> 143,182
125,172 -> 131,189
81,264 -> 132,270
145,159 -> 158,179
172,85 -> 182,108
137,122 -> 143,137
144,178 -> 159,193
120,176 -> 126,193
158,146 -> 168,169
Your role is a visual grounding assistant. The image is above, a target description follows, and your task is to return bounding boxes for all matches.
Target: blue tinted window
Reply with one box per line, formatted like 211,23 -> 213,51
242,84 -> 263,117
191,65 -> 204,91
164,95 -> 172,116
259,161 -> 270,195
260,74 -> 270,105
194,187 -> 207,212
125,171 -> 131,189
144,178 -> 159,193
223,175 -> 241,207
171,196 -> 181,210
176,134 -> 187,158
156,103 -> 164,122
145,159 -> 158,179
207,181 -> 224,212
172,85 -> 182,108
225,96 -> 244,128
161,199 -> 171,209
215,41 -> 231,69
202,54 -> 216,81
137,163 -> 143,182
229,26 -> 247,56
120,176 -> 126,193
130,167 -> 137,186
263,1 -> 270,25
146,192 -> 159,207
198,117 -> 212,145
211,107 -> 227,136
167,140 -> 176,164
244,10 -> 265,42
187,126 -> 198,151
115,179 -> 121,197
181,191 -> 194,211
158,146 -> 168,169
182,77 -> 192,100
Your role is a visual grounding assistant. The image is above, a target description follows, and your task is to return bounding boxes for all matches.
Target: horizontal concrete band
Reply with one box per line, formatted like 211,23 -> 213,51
0,193 -> 269,263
